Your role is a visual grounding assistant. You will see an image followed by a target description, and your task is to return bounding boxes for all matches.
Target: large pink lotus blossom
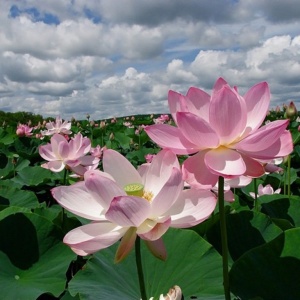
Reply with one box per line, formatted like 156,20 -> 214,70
145,78 -> 293,188
39,133 -> 99,173
41,116 -> 72,136
52,149 -> 217,261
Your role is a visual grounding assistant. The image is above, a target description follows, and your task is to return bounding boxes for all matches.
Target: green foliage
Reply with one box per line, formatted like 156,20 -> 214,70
0,112 -> 299,299
0,110 -> 45,126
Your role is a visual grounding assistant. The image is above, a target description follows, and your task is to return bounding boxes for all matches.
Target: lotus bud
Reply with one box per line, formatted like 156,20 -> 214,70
162,285 -> 183,300
100,121 -> 106,129
109,132 -> 114,140
285,101 -> 297,120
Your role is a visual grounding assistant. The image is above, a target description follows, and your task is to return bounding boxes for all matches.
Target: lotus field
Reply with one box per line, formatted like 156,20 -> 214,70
1,78 -> 300,300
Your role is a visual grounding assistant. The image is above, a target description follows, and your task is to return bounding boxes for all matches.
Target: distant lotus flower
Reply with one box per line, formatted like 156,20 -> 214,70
16,124 -> 33,137
145,78 -> 293,188
153,114 -> 170,124
145,153 -> 156,163
123,121 -> 133,128
90,145 -> 106,159
41,116 -> 72,136
39,133 -> 99,173
249,184 -> 281,199
52,149 -> 217,261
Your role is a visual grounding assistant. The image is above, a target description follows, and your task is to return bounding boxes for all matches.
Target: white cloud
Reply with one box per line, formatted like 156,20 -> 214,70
0,0 -> 300,120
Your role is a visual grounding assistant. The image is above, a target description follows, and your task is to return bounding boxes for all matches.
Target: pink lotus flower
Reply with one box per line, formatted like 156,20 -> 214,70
52,149 -> 217,261
39,133 -> 99,173
145,153 -> 156,163
41,116 -> 72,136
16,124 -> 33,137
153,114 -> 170,124
249,184 -> 281,199
145,78 -> 293,188
90,145 -> 106,159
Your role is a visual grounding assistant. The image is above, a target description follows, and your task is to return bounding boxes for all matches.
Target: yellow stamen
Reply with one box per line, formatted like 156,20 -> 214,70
142,190 -> 154,202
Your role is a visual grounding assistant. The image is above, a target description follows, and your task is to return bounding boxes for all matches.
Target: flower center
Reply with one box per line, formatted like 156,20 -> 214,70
124,183 -> 144,197
124,183 -> 154,201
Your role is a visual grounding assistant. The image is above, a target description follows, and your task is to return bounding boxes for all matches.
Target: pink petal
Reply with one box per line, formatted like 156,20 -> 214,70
69,134 -> 91,158
209,86 -> 247,144
176,112 -> 219,148
47,160 -> 65,172
105,196 -> 151,227
114,227 -> 137,263
52,182 -> 106,220
168,189 -> 217,228
145,124 -> 199,155
224,190 -> 235,202
78,155 -> 100,166
138,218 -> 171,241
182,151 -> 219,189
225,176 -> 252,188
168,90 -> 188,123
143,149 -> 180,196
103,149 -> 142,187
212,77 -> 229,96
185,86 -> 211,123
144,238 -> 167,261
51,133 -> 69,157
63,222 -> 127,256
150,167 -> 183,216
240,154 -> 265,178
137,163 -> 150,178
84,170 -> 126,209
268,130 -> 293,158
243,82 -> 270,134
57,139 -> 70,159
39,144 -> 57,161
205,148 -> 246,177
235,119 -> 289,153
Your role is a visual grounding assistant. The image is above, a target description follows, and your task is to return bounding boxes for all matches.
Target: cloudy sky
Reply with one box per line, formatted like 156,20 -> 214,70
1,0 -> 300,121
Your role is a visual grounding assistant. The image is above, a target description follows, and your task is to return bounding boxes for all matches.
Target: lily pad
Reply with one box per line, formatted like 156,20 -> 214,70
230,227 -> 300,300
0,212 -> 76,299
68,228 -> 225,300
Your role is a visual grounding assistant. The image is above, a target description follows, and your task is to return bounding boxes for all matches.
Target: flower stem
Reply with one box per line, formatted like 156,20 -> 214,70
218,176 -> 230,300
61,168 -> 68,227
135,236 -> 147,300
253,178 -> 259,211
287,155 -> 291,198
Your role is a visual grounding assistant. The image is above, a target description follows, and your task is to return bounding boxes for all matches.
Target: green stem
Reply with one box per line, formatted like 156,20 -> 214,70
283,169 -> 286,195
61,168 -> 68,227
253,178 -> 259,211
218,176 -> 230,300
287,155 -> 291,198
135,237 -> 147,300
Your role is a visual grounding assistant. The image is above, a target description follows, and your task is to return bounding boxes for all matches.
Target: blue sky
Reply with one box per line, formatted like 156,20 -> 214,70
1,0 -> 300,120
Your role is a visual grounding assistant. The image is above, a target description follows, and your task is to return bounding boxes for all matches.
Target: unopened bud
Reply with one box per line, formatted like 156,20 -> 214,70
285,101 -> 298,120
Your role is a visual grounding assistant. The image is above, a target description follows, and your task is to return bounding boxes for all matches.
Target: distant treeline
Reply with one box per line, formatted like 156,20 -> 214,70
0,110 -> 167,127
0,111 -> 48,126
